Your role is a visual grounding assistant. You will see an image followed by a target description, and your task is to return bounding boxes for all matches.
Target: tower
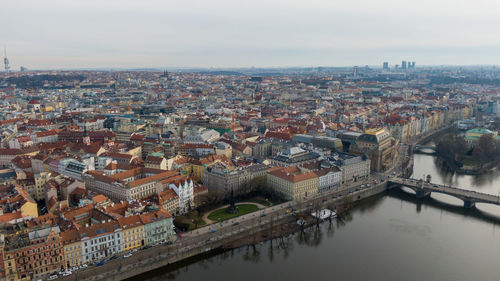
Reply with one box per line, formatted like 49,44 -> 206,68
383,62 -> 389,71
3,47 -> 10,73
353,66 -> 358,78
231,111 -> 235,132
401,60 -> 407,70
83,126 -> 90,145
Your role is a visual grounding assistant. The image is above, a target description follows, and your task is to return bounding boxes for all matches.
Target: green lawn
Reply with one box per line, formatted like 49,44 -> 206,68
175,214 -> 207,231
207,204 -> 259,221
247,197 -> 272,206
462,158 -> 476,167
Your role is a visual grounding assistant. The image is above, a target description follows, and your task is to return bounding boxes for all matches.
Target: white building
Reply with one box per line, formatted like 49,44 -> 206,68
58,157 -> 96,181
316,167 -> 342,193
169,179 -> 194,214
79,221 -> 123,264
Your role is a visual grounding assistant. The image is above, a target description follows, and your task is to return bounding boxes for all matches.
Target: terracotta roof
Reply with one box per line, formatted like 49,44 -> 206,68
107,152 -> 133,159
117,214 -> 143,229
78,221 -> 120,239
35,129 -> 60,137
145,156 -> 165,164
267,165 -> 317,183
93,194 -> 109,204
158,189 -> 178,203
61,229 -> 81,244
139,209 -> 172,224
129,170 -> 178,188
0,212 -> 23,223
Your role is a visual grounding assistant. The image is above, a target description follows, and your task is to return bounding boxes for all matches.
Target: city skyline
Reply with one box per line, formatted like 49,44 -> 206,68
3,0 -> 500,69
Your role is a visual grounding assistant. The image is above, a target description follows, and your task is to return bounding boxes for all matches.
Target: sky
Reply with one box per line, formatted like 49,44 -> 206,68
2,0 -> 500,69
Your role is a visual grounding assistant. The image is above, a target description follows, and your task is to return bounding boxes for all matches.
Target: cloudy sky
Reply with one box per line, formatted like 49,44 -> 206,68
2,0 -> 500,69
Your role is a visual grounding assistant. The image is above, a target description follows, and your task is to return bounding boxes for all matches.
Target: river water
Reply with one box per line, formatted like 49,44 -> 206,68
136,152 -> 500,281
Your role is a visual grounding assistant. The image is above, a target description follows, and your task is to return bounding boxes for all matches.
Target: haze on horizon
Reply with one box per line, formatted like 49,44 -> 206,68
2,0 -> 500,70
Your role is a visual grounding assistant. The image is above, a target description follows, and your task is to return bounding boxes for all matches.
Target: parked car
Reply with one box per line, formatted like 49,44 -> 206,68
123,253 -> 133,258
79,264 -> 88,269
96,260 -> 105,267
209,229 -> 217,233
48,275 -> 58,280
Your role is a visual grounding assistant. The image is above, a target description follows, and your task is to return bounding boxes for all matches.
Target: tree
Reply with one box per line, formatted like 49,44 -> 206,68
473,134 -> 496,167
186,210 -> 204,229
437,133 -> 469,163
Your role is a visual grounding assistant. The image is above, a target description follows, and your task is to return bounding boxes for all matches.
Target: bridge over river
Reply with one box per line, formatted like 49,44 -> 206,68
413,144 -> 437,155
389,177 -> 500,208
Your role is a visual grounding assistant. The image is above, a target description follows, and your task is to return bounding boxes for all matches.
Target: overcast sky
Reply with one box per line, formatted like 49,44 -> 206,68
2,0 -> 500,69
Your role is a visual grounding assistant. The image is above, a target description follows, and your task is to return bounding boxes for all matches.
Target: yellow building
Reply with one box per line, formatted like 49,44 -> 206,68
266,166 -> 318,201
351,127 -> 397,172
4,252 -> 19,281
1,234 -> 19,281
15,185 -> 38,218
118,215 -> 145,251
187,155 -> 231,182
61,229 -> 83,268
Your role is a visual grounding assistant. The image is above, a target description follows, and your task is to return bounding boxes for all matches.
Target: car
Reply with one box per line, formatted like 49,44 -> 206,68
209,229 -> 217,233
232,222 -> 239,226
177,232 -> 183,238
78,264 -> 87,270
48,275 -> 58,280
62,271 -> 72,277
361,184 -> 365,188
123,253 -> 133,258
261,213 -> 267,217
96,260 -> 105,267
166,241 -> 173,245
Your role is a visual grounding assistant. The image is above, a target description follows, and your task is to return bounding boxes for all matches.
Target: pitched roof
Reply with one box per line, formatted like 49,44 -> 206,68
267,165 -> 318,183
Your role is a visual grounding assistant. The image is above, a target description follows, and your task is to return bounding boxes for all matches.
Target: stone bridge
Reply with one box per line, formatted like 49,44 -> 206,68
388,177 -> 500,208
413,144 -> 437,154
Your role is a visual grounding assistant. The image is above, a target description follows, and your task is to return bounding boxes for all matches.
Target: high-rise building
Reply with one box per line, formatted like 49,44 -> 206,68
3,47 -> 10,73
353,66 -> 358,77
401,60 -> 407,70
383,62 -> 389,70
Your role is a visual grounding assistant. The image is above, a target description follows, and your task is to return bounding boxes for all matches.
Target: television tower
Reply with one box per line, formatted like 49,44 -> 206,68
3,47 -> 10,73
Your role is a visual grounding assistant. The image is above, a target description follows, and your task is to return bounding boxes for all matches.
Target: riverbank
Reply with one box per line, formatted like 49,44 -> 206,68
223,203 -> 354,249
435,155 -> 500,175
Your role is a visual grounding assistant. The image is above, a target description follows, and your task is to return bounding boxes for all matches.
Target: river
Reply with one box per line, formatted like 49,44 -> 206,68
134,152 -> 500,281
